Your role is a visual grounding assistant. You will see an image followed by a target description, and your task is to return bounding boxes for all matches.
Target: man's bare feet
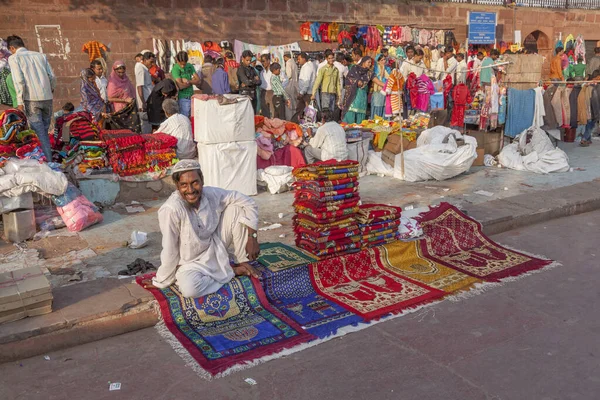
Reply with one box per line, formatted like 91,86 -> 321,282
233,262 -> 260,278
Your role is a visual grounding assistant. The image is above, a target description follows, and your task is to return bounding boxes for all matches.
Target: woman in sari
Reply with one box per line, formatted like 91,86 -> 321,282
107,60 -> 135,112
342,57 -> 385,124
370,54 -> 389,119
80,68 -> 107,122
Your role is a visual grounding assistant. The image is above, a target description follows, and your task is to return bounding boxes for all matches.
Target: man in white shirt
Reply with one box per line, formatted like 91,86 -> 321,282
91,59 -> 108,102
455,53 -> 468,84
7,35 -> 55,161
294,52 -> 315,121
149,160 -> 260,298
400,48 -> 426,79
435,47 -> 457,83
284,53 -> 298,120
135,52 -> 155,133
259,53 -> 274,118
156,99 -> 196,160
303,110 -> 348,164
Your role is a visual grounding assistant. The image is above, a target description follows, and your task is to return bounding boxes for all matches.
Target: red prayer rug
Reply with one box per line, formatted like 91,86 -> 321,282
417,203 -> 553,281
309,247 -> 445,320
137,274 -> 314,376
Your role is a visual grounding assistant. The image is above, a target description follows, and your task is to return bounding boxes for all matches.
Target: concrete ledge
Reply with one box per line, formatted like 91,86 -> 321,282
0,278 -> 158,363
3,180 -> 600,363
466,180 -> 600,236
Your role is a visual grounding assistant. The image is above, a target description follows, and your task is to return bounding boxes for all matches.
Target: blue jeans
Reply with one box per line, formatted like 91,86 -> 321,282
583,120 -> 596,141
24,100 -> 53,161
178,98 -> 191,118
320,92 -> 337,111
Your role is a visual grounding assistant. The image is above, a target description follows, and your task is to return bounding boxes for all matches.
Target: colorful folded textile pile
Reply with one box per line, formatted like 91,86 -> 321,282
292,160 -> 362,258
358,204 -> 402,248
54,111 -> 100,145
101,129 -> 147,176
142,133 -> 178,172
0,109 -> 27,145
75,140 -> 108,173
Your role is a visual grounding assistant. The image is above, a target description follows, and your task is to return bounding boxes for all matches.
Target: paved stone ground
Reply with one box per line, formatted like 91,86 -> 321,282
1,210 -> 598,400
1,141 -> 599,290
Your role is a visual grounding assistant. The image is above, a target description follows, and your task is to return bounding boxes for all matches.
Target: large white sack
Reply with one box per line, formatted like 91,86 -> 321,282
0,159 -> 68,197
197,140 -> 258,196
346,138 -> 370,175
393,128 -> 477,182
366,151 -> 394,177
193,94 -> 255,144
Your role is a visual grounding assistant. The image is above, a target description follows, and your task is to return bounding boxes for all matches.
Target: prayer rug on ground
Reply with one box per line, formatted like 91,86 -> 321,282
417,203 -> 553,281
136,274 -> 314,376
256,242 -> 318,272
309,247 -> 445,320
259,264 -> 364,339
381,241 -> 481,293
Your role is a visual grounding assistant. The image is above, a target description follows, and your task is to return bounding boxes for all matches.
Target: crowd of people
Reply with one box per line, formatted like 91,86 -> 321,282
4,32 -> 600,163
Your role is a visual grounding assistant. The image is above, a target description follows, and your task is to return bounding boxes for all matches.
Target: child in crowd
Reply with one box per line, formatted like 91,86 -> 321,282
269,63 -> 290,120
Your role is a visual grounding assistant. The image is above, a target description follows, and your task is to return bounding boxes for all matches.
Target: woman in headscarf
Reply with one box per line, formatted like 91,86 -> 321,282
146,78 -> 178,130
80,68 -> 107,122
370,54 -> 389,119
107,60 -> 135,112
342,57 -> 384,124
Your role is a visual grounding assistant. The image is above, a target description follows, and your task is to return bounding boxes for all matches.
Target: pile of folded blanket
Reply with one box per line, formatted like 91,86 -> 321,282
357,204 -> 402,248
142,133 -> 178,172
54,111 -> 100,145
77,140 -> 108,173
292,160 -> 362,258
101,129 -> 146,176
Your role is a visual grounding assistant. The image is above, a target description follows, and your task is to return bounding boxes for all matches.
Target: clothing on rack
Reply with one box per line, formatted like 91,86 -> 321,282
505,88 -> 535,138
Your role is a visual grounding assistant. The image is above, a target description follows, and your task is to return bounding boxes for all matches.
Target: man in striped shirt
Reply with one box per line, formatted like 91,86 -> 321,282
7,35 -> 56,161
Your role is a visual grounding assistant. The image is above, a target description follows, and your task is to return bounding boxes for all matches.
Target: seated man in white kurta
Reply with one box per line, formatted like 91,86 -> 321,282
151,159 -> 260,298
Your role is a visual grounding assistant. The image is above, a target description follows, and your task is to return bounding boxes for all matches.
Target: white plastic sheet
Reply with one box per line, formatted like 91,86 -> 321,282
257,166 -> 293,195
497,127 -> 569,174
197,140 -> 258,196
393,127 -> 477,182
366,151 -> 394,177
0,159 -> 68,197
192,94 -> 255,144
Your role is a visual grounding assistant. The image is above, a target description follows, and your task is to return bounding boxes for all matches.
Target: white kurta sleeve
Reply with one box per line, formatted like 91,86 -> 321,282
153,206 -> 181,288
218,189 -> 259,231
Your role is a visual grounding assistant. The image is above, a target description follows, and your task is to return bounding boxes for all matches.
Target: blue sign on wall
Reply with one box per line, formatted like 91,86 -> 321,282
468,12 -> 497,45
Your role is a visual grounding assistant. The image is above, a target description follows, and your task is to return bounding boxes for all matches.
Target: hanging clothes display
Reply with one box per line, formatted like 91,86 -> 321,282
385,69 -> 404,118
542,85 -> 558,129
82,41 -> 108,62
533,86 -> 546,129
415,74 -> 434,112
505,88 -> 536,138
450,83 -> 472,127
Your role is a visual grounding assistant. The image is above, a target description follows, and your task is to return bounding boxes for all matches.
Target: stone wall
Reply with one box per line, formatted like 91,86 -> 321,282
1,0 -> 599,108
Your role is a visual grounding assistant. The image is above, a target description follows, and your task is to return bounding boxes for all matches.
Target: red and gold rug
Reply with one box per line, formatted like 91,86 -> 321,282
417,203 -> 552,281
309,247 -> 445,320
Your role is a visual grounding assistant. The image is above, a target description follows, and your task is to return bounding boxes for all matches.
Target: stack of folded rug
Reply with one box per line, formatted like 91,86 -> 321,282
357,204 -> 402,248
292,160 -> 362,258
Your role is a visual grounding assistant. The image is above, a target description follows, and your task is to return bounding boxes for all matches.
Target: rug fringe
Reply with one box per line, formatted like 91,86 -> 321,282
154,320 -> 216,380
444,260 -> 561,302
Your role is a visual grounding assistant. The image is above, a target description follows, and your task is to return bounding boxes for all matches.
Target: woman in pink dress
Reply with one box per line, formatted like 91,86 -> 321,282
107,60 -> 136,112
